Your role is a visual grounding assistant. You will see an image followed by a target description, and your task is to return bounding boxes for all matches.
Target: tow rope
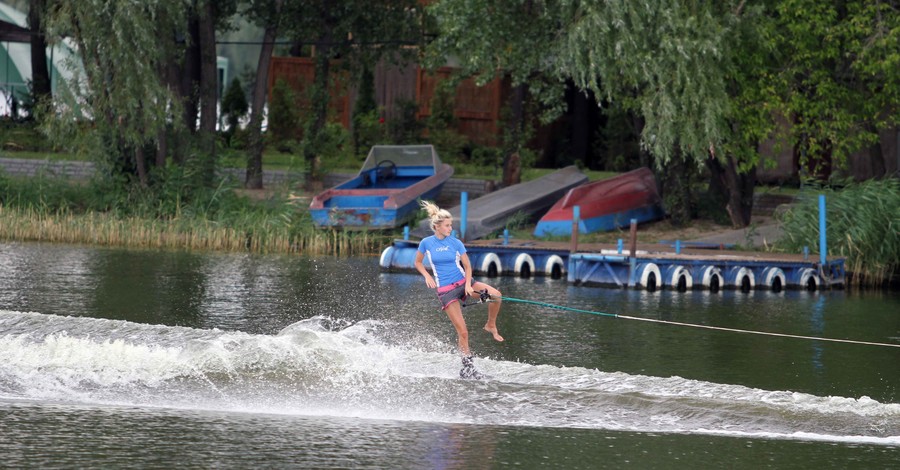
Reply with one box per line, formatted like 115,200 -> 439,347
469,292 -> 900,349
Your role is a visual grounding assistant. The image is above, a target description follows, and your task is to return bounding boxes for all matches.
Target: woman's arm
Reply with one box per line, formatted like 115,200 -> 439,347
460,252 -> 474,296
415,250 -> 436,289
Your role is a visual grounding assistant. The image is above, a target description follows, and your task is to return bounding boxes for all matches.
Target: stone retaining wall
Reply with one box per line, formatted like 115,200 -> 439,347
0,156 -> 492,201
0,157 -> 95,180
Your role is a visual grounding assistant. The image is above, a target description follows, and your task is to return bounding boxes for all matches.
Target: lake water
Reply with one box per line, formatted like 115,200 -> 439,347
0,242 -> 897,468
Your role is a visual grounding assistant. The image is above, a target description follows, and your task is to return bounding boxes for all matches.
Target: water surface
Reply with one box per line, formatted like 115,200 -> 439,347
1,242 -> 897,468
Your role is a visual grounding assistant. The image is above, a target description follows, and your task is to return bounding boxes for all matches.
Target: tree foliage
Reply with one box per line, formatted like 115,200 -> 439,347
31,0 -> 899,224
763,0 -> 900,174
427,0 -> 744,225
424,0 -> 567,116
427,0 -> 900,227
561,1 -> 735,166
221,77 -> 249,145
278,0 -> 423,179
43,0 -> 188,167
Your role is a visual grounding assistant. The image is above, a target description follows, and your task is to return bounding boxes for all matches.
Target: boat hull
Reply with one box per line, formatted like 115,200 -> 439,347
413,165 -> 589,240
310,145 -> 453,229
534,204 -> 665,236
310,180 -> 448,228
534,167 -> 664,237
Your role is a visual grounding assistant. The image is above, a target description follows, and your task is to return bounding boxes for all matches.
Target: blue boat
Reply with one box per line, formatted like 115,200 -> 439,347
309,145 -> 453,228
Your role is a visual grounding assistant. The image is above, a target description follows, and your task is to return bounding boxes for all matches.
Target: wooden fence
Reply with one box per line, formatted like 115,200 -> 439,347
268,57 -> 351,128
268,57 -> 508,146
416,67 -> 509,146
267,56 -> 899,181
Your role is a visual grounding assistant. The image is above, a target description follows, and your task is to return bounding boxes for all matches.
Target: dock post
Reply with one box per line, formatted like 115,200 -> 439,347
675,240 -> 682,254
629,219 -> 638,255
570,205 -> 580,253
460,191 -> 468,242
503,229 -> 509,245
818,194 -> 827,266
819,194 -> 830,289
627,219 -> 638,288
617,239 -> 623,254
803,246 -> 809,261
403,226 -> 409,240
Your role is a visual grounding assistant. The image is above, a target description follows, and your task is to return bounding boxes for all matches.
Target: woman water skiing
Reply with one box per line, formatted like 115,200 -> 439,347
414,200 -> 504,379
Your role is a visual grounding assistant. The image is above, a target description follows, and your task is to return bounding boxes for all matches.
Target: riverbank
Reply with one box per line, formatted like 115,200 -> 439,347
275,184 -> 790,250
9,154 -> 898,289
0,154 -> 789,250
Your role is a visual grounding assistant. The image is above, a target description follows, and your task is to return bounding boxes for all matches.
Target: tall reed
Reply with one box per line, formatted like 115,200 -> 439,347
0,205 -> 392,255
0,171 -> 393,256
777,178 -> 900,287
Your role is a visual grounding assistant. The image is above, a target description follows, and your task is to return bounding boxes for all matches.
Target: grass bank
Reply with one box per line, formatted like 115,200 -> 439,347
0,173 -> 391,256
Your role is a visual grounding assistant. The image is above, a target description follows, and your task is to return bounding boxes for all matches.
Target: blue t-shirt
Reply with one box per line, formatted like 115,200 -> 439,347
418,235 -> 467,287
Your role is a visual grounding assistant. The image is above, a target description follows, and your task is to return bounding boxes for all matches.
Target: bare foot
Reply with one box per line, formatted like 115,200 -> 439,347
484,326 -> 504,342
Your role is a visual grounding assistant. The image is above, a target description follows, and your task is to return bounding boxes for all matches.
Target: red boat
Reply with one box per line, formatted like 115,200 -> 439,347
533,167 -> 664,237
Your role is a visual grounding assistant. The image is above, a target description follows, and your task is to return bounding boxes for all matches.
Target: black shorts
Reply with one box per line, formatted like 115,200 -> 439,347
436,279 -> 468,310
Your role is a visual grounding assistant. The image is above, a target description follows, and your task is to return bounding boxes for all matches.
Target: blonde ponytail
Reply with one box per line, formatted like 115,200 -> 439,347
420,200 -> 452,232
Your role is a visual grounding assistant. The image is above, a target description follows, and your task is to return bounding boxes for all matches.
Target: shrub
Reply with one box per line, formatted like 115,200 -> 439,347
352,110 -> 387,158
387,98 -> 422,144
268,79 -> 299,149
0,120 -> 55,152
315,122 -> 355,173
221,77 -> 249,146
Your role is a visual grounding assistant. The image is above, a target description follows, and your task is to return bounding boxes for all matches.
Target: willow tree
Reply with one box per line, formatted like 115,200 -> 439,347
563,1 -> 744,225
279,0 -> 423,182
428,0 -> 743,225
42,0 -> 232,191
430,0 -> 900,227
565,1 -> 776,226
42,0 -> 189,187
576,0 -> 900,224
558,0 -> 900,222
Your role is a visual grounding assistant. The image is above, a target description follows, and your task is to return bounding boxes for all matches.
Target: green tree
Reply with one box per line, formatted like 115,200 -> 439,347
280,0 -> 423,182
221,77 -> 249,145
244,0 -> 284,189
42,0 -> 237,191
425,0 -> 566,181
427,1 -> 900,228
43,0 -> 189,187
352,65 -> 378,156
428,0 -> 737,225
268,78 -> 299,147
764,0 -> 900,179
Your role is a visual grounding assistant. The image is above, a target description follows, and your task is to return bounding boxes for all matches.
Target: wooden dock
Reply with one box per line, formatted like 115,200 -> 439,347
379,237 -> 845,291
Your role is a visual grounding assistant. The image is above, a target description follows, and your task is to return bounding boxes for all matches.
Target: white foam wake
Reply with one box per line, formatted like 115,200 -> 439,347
1,310 -> 897,446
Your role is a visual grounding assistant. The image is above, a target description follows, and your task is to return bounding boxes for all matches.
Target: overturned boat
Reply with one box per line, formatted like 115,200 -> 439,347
414,165 -> 588,240
533,167 -> 664,237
